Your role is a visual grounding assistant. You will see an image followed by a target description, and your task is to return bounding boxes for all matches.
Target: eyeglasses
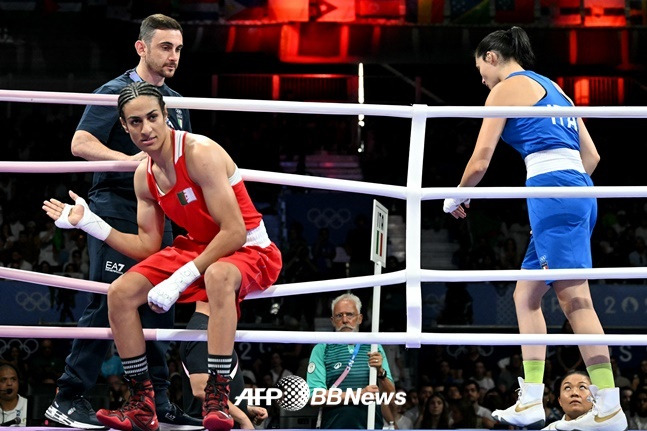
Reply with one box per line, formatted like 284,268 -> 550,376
332,312 -> 358,321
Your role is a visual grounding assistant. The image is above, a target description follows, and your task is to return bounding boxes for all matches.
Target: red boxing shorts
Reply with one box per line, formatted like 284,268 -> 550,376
130,235 -> 282,316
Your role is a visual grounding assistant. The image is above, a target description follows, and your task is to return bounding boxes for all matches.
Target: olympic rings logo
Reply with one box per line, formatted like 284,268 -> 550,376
446,345 -> 494,358
0,339 -> 39,360
306,208 -> 352,230
15,291 -> 51,312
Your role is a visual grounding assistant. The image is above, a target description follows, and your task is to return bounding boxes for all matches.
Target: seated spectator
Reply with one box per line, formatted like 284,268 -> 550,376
0,364 -> 27,426
433,360 -> 458,389
621,386 -> 634,413
445,383 -> 462,402
470,360 -> 495,396
633,359 -> 647,391
13,229 -> 38,266
627,387 -> 647,430
462,380 -> 496,429
37,220 -> 62,268
415,392 -> 452,429
68,249 -> 89,279
543,371 -> 593,429
628,237 -> 647,267
497,353 -> 523,394
401,388 -> 419,419
388,388 -> 413,430
1,346 -> 28,391
448,399 -> 478,428
403,384 -> 433,424
269,352 -> 293,385
458,346 -> 491,383
482,387 -> 507,417
496,353 -> 523,393
8,251 -> 32,271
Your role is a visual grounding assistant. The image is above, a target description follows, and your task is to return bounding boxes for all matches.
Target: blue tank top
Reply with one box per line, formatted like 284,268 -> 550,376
500,70 -> 580,159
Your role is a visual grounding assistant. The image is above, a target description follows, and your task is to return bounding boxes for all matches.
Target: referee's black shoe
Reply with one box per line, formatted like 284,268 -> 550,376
158,402 -> 204,430
45,394 -> 107,429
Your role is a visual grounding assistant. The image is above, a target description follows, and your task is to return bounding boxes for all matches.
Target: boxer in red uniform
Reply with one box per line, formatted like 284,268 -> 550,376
43,81 -> 282,431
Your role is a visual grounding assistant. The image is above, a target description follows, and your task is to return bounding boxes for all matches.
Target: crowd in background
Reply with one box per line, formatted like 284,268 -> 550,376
2,335 -> 647,428
1,81 -> 647,427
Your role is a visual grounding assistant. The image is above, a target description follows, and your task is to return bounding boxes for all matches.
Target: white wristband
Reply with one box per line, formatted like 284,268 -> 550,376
442,185 -> 471,213
147,261 -> 201,312
55,196 -> 112,241
172,261 -> 201,293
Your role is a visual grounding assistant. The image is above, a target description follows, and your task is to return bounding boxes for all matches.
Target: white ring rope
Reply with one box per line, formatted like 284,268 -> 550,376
3,89 -> 647,118
5,263 -> 647,298
0,162 -> 407,198
0,266 -> 407,298
4,161 -> 647,199
0,326 -> 645,347
0,161 -> 141,173
1,89 -> 646,347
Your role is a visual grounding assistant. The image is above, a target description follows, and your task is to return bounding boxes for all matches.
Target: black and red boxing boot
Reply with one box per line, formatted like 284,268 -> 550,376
96,378 -> 158,431
202,373 -> 234,431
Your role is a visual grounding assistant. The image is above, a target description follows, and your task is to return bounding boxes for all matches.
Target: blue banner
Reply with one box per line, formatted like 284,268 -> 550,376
422,281 -> 647,371
423,282 -> 647,328
283,192 -> 373,246
0,281 -> 93,325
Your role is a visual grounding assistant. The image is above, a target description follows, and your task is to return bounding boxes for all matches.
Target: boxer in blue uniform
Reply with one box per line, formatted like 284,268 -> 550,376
503,69 -> 596,277
443,26 -> 626,431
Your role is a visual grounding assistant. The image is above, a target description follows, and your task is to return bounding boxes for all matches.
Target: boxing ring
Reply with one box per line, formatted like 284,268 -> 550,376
1,90 -> 646,430
1,89 -> 647,347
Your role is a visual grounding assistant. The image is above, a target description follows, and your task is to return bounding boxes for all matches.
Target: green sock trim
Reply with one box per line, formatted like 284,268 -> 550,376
523,360 -> 545,384
587,363 -> 614,389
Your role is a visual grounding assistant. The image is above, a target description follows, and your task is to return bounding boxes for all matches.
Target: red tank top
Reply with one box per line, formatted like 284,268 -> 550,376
146,130 -> 263,244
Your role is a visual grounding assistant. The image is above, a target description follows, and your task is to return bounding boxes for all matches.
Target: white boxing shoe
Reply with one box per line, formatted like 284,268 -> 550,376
492,377 -> 546,428
554,386 -> 628,431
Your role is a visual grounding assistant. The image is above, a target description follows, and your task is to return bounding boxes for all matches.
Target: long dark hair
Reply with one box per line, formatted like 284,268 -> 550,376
419,393 -> 451,429
475,26 -> 535,69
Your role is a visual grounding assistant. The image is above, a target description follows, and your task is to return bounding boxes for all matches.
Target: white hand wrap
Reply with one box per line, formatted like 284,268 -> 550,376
147,261 -> 201,312
443,198 -> 470,213
55,196 -> 112,241
443,187 -> 470,213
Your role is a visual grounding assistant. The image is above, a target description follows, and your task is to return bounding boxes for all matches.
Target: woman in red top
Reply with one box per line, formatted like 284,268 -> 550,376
43,81 -> 281,431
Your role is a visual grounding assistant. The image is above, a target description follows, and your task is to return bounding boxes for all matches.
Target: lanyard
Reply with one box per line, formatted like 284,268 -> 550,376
316,344 -> 362,429
129,70 -> 142,83
331,343 -> 361,389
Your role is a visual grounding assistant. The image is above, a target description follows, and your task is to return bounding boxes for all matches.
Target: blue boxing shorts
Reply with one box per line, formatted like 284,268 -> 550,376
521,169 -> 597,284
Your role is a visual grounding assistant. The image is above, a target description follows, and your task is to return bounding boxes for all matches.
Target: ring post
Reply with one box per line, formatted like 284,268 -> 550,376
367,199 -> 388,429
